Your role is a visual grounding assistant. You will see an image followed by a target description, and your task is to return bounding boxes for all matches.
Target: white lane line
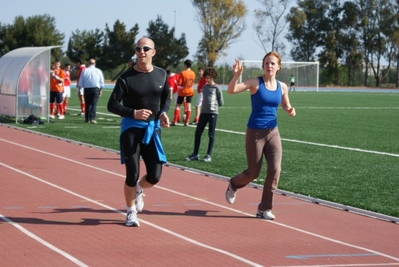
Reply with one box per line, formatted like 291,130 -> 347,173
155,186 -> 399,263
212,129 -> 399,158
1,138 -> 399,264
280,138 -> 399,157
0,212 -> 88,267
67,108 -> 399,158
0,162 -> 262,267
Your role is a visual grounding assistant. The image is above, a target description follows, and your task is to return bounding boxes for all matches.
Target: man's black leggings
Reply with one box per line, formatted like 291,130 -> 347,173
120,127 -> 163,187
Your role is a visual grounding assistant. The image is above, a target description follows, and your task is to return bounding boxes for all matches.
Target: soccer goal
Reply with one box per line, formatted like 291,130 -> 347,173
240,61 -> 320,91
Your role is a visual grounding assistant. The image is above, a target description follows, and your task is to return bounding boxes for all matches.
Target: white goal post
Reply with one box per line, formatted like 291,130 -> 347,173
240,61 -> 320,91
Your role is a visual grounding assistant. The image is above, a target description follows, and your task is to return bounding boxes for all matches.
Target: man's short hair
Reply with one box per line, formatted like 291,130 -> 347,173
184,59 -> 192,68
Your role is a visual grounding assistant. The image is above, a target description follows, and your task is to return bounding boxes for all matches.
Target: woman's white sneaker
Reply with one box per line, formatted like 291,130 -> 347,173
256,210 -> 275,220
225,183 -> 237,204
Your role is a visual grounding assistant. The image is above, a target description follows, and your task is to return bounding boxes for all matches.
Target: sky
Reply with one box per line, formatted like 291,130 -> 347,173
0,0 -> 280,65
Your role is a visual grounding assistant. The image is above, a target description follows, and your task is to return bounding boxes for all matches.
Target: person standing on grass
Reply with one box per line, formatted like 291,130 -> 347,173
49,60 -> 65,120
73,58 -> 86,116
167,69 -> 180,107
62,63 -> 71,115
107,37 -> 171,227
186,67 -> 223,162
77,59 -> 104,124
225,52 -> 296,220
289,74 -> 295,92
171,59 -> 195,126
191,67 -> 206,125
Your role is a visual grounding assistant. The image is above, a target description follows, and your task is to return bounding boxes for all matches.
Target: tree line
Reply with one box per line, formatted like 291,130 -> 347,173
255,0 -> 399,87
0,0 -> 398,87
0,14 -> 190,80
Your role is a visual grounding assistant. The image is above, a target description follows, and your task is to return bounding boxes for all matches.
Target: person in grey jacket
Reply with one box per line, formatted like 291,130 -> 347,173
186,67 -> 224,163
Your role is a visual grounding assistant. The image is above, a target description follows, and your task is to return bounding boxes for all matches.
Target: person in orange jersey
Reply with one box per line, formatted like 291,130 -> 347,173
171,59 -> 195,126
49,60 -> 65,119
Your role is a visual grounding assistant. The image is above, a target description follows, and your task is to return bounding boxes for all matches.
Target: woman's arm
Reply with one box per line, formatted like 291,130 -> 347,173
227,58 -> 257,94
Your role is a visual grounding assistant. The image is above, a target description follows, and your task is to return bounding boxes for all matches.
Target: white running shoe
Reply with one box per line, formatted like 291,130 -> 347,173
58,115 -> 65,119
225,183 -> 237,204
135,190 -> 145,212
125,210 -> 140,227
256,210 -> 275,220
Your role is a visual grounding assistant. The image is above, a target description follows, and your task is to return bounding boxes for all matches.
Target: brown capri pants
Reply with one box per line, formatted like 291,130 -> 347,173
230,127 -> 282,211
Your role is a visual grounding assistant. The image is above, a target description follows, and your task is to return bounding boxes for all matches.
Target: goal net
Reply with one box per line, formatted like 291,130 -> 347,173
240,61 -> 320,91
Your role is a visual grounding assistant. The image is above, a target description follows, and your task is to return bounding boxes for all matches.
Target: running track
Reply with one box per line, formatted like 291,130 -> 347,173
1,125 -> 398,267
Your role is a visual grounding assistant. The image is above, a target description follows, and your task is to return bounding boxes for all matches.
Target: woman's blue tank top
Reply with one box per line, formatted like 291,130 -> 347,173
247,77 -> 282,129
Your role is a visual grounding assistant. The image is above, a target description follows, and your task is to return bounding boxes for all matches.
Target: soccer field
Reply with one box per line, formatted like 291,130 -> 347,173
4,89 -> 399,218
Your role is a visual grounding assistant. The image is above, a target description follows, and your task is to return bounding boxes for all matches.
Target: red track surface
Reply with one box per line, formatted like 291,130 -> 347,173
1,125 -> 398,267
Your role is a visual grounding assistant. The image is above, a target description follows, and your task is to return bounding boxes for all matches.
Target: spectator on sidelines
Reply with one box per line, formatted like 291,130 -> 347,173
289,74 -> 295,92
49,60 -> 65,120
73,58 -> 86,116
77,59 -> 104,124
171,59 -> 195,126
186,67 -> 223,163
62,63 -> 71,115
167,69 -> 180,106
191,67 -> 206,125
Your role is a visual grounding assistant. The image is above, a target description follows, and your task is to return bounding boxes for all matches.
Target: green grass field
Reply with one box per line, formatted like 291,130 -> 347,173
4,88 -> 399,218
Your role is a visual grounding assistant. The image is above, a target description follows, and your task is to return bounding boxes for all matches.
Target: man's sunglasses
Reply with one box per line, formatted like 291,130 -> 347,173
135,46 -> 153,52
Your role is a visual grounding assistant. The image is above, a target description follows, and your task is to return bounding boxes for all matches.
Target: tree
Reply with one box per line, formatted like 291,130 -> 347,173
395,0 -> 399,88
101,20 -> 139,70
318,0 -> 344,85
373,0 -> 399,86
192,0 -> 247,66
146,16 -> 189,69
66,29 -> 104,64
286,0 -> 329,61
0,14 -> 64,58
341,1 -> 364,86
253,0 -> 292,55
353,0 -> 395,87
0,23 -> 5,57
194,37 -> 209,67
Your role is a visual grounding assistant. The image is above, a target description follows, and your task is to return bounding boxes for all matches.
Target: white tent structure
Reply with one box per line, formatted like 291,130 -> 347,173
0,46 -> 61,123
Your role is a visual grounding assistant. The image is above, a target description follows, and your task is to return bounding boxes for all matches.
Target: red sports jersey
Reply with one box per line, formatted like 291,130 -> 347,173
168,73 -> 180,94
197,76 -> 206,93
77,65 -> 86,83
64,70 -> 71,87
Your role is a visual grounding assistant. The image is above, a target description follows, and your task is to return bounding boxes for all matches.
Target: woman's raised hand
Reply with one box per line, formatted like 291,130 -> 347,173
232,58 -> 243,77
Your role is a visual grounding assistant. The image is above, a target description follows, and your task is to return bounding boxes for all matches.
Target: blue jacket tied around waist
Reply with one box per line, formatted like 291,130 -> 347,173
120,117 -> 167,164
